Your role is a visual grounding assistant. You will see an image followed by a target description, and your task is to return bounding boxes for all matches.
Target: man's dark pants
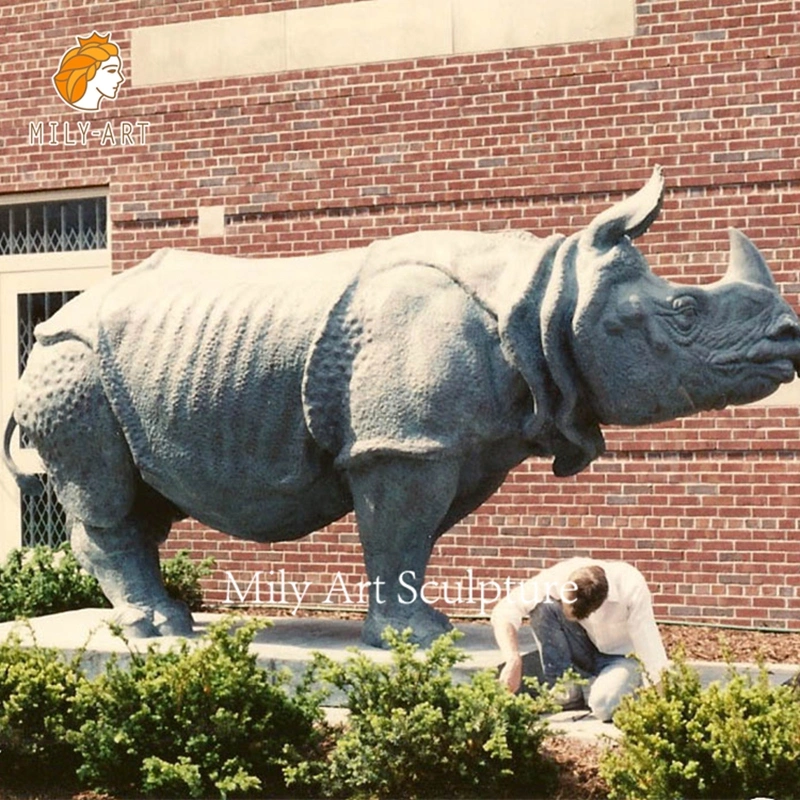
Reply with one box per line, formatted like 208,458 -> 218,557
528,601 -> 641,721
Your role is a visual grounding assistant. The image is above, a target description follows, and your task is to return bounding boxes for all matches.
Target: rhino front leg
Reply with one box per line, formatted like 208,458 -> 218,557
348,457 -> 461,648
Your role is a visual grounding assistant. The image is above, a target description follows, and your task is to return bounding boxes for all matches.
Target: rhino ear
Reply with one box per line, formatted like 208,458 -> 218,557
583,166 -> 665,252
722,228 -> 777,289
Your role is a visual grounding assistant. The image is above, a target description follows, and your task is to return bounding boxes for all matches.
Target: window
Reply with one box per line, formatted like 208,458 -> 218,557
14,289 -> 84,546
0,196 -> 107,255
20,474 -> 68,548
16,290 -> 81,453
0,190 -> 110,556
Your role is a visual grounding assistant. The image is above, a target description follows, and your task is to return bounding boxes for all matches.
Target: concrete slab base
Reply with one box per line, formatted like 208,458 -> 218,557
1,609 -> 797,742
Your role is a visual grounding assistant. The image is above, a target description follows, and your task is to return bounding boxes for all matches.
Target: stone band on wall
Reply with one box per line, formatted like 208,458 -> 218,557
131,0 -> 636,86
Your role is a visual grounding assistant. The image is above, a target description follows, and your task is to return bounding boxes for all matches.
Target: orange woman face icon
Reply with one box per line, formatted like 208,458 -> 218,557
53,32 -> 125,111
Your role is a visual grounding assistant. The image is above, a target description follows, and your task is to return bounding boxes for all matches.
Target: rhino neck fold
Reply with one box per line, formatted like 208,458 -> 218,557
399,229 -> 605,478
535,235 -> 605,477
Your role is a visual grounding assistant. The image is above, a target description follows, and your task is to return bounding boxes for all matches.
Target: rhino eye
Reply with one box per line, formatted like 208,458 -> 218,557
670,296 -> 699,333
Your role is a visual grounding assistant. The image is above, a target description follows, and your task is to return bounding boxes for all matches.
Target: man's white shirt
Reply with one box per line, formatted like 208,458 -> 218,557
492,557 -> 669,682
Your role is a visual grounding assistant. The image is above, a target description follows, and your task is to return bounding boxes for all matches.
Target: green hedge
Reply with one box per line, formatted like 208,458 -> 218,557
69,620 -> 325,798
287,628 -> 559,799
0,624 -> 563,799
0,545 -> 105,620
0,631 -> 87,789
0,545 -> 214,621
6,543 -> 799,800
600,657 -> 800,800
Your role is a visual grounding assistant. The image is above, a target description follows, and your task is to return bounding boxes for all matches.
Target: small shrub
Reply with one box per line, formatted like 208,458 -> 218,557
161,549 -> 216,611
287,627 -> 559,799
0,545 -> 107,621
600,657 -> 800,800
0,545 -> 214,620
0,631 -> 87,788
69,619 -> 325,798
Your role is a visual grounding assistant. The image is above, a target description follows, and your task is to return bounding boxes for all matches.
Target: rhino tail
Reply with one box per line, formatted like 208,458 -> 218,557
2,415 -> 44,497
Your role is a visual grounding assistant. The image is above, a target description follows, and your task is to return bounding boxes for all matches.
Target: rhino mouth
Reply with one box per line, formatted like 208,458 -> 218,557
708,351 -> 798,408
755,358 -> 797,383
711,338 -> 800,380
701,357 -> 795,412
712,356 -> 797,381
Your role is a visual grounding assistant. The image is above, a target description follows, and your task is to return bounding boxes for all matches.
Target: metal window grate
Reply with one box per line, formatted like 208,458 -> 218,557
17,291 -> 80,376
17,290 -> 81,547
20,473 -> 69,548
0,197 -> 107,255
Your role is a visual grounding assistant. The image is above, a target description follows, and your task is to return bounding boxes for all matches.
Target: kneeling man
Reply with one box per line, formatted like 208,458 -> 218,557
491,557 -> 668,721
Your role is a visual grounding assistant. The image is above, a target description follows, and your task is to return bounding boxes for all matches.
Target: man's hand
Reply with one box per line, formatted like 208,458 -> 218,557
491,600 -> 525,693
498,654 -> 523,693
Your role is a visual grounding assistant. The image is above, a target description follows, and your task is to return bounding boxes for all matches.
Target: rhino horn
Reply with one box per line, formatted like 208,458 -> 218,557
583,165 -> 665,251
722,228 -> 777,289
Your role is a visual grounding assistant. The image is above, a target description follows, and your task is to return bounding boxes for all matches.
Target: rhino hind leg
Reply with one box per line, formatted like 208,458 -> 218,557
70,508 -> 193,638
348,456 -> 461,648
16,338 -> 138,525
71,480 -> 192,637
16,338 -> 192,637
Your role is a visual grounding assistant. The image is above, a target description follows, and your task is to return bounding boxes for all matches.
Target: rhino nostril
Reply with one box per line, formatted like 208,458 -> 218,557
769,314 -> 800,342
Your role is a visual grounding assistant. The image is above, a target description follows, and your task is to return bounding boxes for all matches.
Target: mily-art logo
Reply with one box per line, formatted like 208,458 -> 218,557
53,31 -> 125,112
28,31 -> 149,147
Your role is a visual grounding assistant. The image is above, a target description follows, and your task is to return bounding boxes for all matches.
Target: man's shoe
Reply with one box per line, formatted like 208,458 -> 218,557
553,682 -> 587,712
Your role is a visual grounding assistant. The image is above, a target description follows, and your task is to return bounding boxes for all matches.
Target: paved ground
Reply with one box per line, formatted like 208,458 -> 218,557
1,609 -> 797,741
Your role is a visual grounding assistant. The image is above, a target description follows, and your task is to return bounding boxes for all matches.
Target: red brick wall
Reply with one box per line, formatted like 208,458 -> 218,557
186,412 -> 800,629
3,0 -> 800,628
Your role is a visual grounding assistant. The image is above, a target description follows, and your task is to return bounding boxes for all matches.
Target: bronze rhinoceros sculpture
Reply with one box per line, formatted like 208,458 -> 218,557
4,168 -> 800,646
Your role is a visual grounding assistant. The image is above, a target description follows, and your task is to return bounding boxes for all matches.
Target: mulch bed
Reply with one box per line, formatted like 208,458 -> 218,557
545,737 -> 610,800
659,623 -> 800,663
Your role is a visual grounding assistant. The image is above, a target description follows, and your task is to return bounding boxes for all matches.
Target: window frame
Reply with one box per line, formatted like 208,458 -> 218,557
0,187 -> 111,557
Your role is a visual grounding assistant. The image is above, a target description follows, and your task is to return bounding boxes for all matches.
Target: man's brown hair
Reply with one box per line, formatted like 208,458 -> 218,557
568,565 -> 608,620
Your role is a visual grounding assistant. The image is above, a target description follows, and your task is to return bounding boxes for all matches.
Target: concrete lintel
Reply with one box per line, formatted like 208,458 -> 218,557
286,0 -> 453,71
131,12 -> 286,87
131,0 -> 636,87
